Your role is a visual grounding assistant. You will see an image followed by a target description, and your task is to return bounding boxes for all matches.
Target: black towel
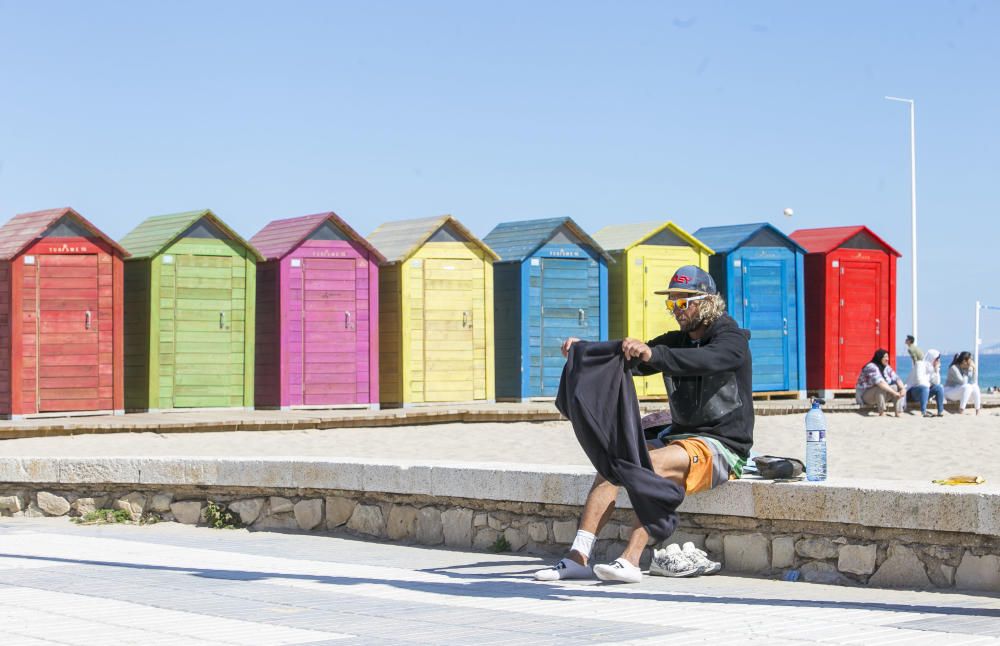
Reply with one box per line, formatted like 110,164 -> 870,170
556,340 -> 686,541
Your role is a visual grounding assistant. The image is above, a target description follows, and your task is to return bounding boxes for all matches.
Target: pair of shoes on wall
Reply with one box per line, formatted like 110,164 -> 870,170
650,542 -> 721,578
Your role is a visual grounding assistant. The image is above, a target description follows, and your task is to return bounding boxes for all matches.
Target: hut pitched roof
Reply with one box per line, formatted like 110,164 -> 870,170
120,209 -> 263,261
790,225 -> 901,256
0,207 -> 128,261
249,212 -> 386,263
693,222 -> 806,254
482,217 -> 612,263
592,221 -> 713,254
367,215 -> 499,263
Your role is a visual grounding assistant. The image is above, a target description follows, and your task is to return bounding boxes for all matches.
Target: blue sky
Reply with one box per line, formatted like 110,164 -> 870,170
1,1 -> 997,351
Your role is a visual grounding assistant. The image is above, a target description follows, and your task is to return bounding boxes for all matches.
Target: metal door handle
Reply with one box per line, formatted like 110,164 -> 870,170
782,317 -> 788,336
462,311 -> 469,328
219,312 -> 225,329
345,311 -> 352,329
85,311 -> 91,330
875,318 -> 880,336
578,309 -> 586,326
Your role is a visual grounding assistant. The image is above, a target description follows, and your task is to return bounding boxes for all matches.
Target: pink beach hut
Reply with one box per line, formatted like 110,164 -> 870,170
250,212 -> 385,410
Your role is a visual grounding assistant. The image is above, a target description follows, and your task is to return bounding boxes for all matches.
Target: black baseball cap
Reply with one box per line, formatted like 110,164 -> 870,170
654,265 -> 717,295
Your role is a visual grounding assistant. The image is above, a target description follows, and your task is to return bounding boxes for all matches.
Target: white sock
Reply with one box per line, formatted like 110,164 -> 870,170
570,530 -> 596,559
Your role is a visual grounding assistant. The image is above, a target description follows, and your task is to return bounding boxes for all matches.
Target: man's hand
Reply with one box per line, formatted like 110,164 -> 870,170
622,337 -> 652,362
561,337 -> 581,357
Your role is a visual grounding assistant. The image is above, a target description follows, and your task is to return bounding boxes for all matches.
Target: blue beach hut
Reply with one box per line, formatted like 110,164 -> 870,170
484,217 -> 611,400
694,223 -> 807,396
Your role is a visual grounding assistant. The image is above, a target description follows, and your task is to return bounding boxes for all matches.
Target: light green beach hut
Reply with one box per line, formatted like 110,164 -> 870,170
121,210 -> 263,411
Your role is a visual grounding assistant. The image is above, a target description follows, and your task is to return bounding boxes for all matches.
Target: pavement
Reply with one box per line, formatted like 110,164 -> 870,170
2,518 -> 1000,645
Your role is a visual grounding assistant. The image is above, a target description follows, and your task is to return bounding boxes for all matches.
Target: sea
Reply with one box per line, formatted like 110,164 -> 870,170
897,353 -> 1000,389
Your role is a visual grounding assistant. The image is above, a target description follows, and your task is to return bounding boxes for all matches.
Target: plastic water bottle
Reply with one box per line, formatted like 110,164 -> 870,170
805,398 -> 827,481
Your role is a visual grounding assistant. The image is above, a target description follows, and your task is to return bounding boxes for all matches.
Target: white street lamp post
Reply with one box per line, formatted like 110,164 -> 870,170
885,96 -> 918,341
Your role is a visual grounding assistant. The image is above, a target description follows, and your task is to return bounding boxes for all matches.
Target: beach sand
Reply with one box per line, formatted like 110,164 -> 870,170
1,408 -> 998,482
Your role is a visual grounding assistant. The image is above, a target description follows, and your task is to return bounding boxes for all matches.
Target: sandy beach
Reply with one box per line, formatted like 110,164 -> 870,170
1,408 -> 998,483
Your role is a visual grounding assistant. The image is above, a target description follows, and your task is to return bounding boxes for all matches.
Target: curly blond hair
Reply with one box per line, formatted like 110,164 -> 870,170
695,294 -> 728,327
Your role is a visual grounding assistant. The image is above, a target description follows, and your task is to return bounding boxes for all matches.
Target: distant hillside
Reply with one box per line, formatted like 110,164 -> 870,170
982,342 -> 1000,354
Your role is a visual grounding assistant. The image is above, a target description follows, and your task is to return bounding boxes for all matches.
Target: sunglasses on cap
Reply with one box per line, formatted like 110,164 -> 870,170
665,294 -> 708,312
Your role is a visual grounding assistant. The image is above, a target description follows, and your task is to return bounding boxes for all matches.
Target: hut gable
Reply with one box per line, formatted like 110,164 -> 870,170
249,212 -> 385,262
694,223 -> 806,254
120,209 -> 263,261
593,221 -> 713,255
483,217 -> 612,263
790,225 -> 901,257
368,215 -> 499,263
0,207 -> 128,260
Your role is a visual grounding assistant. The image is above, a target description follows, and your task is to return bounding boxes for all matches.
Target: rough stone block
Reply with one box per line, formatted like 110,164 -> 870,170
723,533 -> 770,573
294,499 -> 324,531
473,512 -> 488,528
487,513 -> 504,531
24,502 -> 45,518
528,521 -> 548,543
347,504 -> 384,536
705,533 -> 724,557
254,513 -> 299,530
868,544 -> 932,589
772,536 -> 796,569
325,496 -> 356,529
795,537 -> 840,560
553,520 -> 577,544
0,458 -> 59,483
801,561 -> 851,585
955,553 -> 1000,591
838,544 -> 877,575
71,497 -> 104,516
170,501 -> 203,525
416,508 -> 444,545
668,530 -> 706,551
269,497 -> 294,514
58,459 -> 140,484
229,498 -> 265,525
151,494 -> 174,513
0,494 -> 23,514
598,523 -> 620,541
504,527 -> 527,552
442,508 -> 473,547
36,492 -> 71,516
114,493 -> 147,522
473,527 -> 500,550
386,505 -> 418,540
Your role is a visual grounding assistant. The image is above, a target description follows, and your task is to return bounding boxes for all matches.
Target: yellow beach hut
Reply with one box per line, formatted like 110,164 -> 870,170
368,215 -> 498,407
593,221 -> 714,399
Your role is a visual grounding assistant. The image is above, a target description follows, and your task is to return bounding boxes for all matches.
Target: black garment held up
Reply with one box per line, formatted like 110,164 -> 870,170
555,340 -> 685,541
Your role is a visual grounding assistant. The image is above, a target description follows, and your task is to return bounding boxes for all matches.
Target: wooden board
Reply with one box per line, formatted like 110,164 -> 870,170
36,255 -> 100,412
301,257 -> 358,405
422,257 -> 475,402
838,261 -> 881,388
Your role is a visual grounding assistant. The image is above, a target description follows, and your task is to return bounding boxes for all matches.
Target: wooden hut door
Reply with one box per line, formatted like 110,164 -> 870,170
539,257 -> 598,396
741,258 -> 789,391
35,254 -> 101,412
172,255 -> 235,408
301,258 -> 358,405
837,261 -> 881,388
423,258 -> 475,402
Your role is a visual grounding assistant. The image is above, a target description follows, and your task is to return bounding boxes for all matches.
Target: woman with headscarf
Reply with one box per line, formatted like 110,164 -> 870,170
905,348 -> 945,417
944,351 -> 982,415
855,349 -> 906,416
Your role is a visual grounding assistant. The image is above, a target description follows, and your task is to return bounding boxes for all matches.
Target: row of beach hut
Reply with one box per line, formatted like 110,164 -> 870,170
0,207 -> 898,418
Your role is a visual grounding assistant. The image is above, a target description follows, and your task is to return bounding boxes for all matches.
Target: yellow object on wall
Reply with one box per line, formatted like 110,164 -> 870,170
594,221 -> 714,399
370,216 -> 497,406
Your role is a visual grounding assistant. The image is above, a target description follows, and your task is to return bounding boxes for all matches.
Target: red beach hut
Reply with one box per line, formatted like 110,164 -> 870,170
0,208 -> 128,418
250,212 -> 384,409
789,225 -> 900,398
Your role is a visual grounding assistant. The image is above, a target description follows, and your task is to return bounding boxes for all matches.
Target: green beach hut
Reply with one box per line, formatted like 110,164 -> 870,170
121,210 -> 263,411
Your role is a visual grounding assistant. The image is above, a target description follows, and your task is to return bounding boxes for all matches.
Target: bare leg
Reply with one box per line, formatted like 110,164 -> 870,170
567,475 -> 619,565
618,444 -> 690,566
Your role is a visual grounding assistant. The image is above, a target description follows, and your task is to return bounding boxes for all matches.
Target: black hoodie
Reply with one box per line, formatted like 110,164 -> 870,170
634,314 -> 754,458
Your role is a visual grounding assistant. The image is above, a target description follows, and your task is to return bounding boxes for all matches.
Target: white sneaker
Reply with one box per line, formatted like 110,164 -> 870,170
534,558 -> 593,581
649,543 -> 700,577
593,557 -> 643,583
682,542 -> 721,575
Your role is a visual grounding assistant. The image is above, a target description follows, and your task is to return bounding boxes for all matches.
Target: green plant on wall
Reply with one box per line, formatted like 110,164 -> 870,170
204,501 -> 240,529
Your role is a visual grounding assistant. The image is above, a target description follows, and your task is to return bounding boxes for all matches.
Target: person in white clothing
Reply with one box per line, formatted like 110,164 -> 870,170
944,351 -> 981,415
905,348 -> 945,417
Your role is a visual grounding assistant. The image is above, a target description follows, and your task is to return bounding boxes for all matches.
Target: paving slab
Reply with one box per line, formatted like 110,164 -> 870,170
1,517 -> 999,645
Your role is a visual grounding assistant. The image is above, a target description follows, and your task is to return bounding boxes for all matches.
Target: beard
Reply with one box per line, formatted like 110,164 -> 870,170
676,312 -> 699,332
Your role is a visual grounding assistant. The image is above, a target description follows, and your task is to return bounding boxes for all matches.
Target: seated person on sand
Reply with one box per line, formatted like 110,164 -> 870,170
944,351 -> 982,415
856,349 -> 905,416
905,348 -> 945,417
535,266 -> 752,584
